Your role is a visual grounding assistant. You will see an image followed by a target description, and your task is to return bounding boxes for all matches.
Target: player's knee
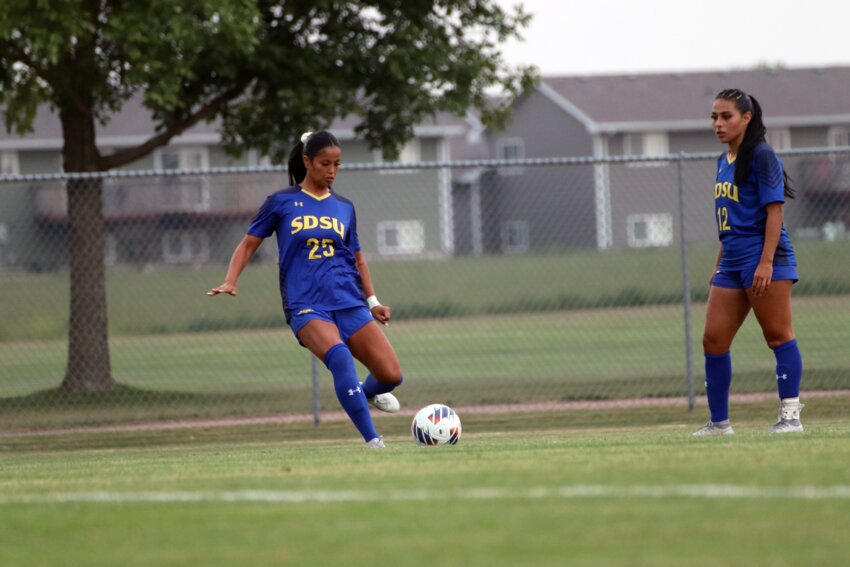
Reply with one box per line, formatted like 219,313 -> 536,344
703,332 -> 730,355
764,333 -> 794,350
373,361 -> 403,385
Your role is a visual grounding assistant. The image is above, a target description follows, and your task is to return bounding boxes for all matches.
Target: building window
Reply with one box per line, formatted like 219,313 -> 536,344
496,138 -> 525,176
1,151 -> 20,175
828,127 -> 850,148
767,128 -> 792,150
102,181 -> 127,214
180,182 -> 210,210
627,213 -> 673,248
377,220 -> 425,255
501,220 -> 530,253
104,234 -> 118,266
374,140 -> 421,174
624,132 -> 669,166
248,150 -> 273,167
157,146 -> 208,170
162,230 -> 210,264
155,146 -> 211,211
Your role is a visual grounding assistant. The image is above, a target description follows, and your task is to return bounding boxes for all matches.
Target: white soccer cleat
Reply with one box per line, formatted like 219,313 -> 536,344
770,399 -> 804,434
693,420 -> 734,436
365,436 -> 386,449
368,392 -> 400,413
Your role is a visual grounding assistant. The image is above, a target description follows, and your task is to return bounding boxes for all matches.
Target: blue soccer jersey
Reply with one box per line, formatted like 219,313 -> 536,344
247,186 -> 365,319
714,143 -> 796,268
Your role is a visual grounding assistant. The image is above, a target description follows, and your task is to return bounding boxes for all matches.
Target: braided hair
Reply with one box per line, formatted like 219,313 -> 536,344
287,131 -> 341,186
715,89 -> 795,198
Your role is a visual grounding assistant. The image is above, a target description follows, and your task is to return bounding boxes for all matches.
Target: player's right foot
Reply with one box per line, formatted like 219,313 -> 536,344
365,436 -> 386,449
692,420 -> 734,436
368,392 -> 400,413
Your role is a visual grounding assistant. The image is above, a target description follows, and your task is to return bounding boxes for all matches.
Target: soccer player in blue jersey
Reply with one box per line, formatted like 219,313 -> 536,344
208,131 -> 403,448
694,89 -> 804,436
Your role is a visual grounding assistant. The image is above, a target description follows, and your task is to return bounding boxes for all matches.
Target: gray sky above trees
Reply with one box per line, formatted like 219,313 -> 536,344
496,0 -> 850,75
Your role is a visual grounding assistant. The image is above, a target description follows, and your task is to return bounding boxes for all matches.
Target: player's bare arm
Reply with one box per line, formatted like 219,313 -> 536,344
208,234 -> 263,296
354,250 -> 390,325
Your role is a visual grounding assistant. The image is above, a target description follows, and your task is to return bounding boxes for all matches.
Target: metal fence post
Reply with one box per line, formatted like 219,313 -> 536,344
676,153 -> 696,410
311,354 -> 321,426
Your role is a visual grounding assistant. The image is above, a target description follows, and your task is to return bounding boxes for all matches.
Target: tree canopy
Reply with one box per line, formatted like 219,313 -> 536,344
1,0 -> 536,165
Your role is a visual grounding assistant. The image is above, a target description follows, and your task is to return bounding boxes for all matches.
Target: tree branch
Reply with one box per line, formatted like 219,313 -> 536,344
96,81 -> 250,171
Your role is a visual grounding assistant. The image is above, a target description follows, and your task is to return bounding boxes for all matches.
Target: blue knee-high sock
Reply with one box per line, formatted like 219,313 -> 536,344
324,344 -> 379,442
705,351 -> 733,422
361,374 -> 403,399
772,339 -> 802,399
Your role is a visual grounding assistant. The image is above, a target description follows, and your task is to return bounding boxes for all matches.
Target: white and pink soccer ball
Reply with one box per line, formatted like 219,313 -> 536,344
411,404 -> 462,446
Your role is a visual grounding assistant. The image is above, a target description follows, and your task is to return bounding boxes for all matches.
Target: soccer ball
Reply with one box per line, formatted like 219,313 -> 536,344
411,404 -> 462,446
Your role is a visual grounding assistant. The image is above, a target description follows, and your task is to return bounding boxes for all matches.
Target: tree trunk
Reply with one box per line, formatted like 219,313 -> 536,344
59,106 -> 116,392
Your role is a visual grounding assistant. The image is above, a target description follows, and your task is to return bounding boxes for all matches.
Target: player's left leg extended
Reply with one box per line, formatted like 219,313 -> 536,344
748,280 -> 804,433
348,321 -> 403,413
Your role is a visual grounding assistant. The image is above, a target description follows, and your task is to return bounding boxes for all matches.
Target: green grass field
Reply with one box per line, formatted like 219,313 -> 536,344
2,240 -> 849,430
4,240 -> 850,341
2,399 -> 850,567
3,294 -> 849,430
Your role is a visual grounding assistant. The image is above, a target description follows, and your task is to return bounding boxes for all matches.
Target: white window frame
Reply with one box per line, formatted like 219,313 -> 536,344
501,220 -> 530,254
155,146 -> 211,211
766,127 -> 792,150
624,132 -> 669,167
248,149 -> 273,167
376,220 -> 425,255
374,140 -> 421,174
827,126 -> 850,148
1,151 -> 20,175
496,137 -> 525,176
178,181 -> 211,211
162,230 -> 210,264
155,146 -> 210,171
627,213 -> 674,248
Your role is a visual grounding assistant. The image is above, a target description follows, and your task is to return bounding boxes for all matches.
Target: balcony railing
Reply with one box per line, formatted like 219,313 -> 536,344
33,175 -> 280,219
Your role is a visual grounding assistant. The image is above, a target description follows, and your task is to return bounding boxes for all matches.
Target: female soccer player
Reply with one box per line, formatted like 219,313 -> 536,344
208,131 -> 403,448
694,89 -> 804,436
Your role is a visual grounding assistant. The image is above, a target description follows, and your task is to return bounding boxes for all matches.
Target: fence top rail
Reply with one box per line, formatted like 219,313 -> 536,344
2,146 -> 850,184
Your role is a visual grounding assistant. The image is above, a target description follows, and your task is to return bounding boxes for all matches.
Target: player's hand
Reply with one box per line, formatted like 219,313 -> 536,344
207,282 -> 237,296
751,263 -> 772,297
371,305 -> 391,326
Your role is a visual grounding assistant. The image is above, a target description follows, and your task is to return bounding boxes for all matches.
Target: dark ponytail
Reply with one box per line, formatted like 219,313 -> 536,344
715,89 -> 795,198
287,130 -> 341,186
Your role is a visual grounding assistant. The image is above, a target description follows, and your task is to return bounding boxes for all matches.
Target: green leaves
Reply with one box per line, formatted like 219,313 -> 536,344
1,0 -> 537,166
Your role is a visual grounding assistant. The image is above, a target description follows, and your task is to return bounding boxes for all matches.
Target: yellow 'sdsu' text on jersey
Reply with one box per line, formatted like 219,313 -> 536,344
714,181 -> 739,203
290,215 -> 346,239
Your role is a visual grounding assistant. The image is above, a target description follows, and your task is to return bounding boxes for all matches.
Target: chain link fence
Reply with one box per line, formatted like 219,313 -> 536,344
2,148 -> 849,430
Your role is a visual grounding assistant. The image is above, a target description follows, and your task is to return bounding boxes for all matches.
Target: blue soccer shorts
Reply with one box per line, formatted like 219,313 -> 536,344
711,265 -> 798,290
288,305 -> 375,345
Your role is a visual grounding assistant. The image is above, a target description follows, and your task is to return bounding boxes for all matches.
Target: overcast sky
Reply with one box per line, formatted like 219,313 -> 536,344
494,0 -> 850,76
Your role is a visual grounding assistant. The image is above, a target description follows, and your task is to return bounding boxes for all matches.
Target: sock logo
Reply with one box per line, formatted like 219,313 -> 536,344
347,386 -> 361,396
777,373 -> 789,381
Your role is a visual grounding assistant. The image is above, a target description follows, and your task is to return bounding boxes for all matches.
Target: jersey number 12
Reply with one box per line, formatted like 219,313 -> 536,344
716,207 -> 731,232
